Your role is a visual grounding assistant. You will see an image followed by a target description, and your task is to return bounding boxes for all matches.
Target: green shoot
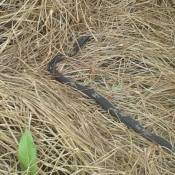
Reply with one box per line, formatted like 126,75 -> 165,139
18,129 -> 38,175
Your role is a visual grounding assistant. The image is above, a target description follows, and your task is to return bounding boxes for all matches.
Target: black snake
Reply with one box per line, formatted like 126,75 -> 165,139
48,34 -> 173,153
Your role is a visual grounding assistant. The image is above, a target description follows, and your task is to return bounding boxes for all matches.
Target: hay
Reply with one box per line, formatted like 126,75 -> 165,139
0,0 -> 175,174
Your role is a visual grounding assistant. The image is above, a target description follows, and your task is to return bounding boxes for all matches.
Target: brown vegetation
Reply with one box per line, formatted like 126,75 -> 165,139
0,0 -> 175,174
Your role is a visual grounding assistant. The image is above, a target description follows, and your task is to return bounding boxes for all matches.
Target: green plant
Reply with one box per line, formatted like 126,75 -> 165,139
18,129 -> 38,175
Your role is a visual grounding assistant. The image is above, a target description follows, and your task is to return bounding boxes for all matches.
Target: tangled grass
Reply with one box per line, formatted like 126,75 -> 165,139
0,0 -> 175,174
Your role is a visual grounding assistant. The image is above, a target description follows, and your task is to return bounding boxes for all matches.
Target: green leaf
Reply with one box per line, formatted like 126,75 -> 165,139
18,129 -> 37,175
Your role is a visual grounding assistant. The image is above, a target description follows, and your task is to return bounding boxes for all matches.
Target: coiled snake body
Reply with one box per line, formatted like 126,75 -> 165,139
48,35 -> 173,153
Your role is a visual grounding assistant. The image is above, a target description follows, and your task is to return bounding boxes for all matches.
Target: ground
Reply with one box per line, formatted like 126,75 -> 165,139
0,0 -> 175,174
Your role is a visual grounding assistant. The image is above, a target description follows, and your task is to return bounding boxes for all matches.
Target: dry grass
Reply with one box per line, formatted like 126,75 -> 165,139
0,0 -> 175,174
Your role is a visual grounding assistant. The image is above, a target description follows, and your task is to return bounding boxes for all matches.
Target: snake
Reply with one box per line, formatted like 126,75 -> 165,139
48,34 -> 173,153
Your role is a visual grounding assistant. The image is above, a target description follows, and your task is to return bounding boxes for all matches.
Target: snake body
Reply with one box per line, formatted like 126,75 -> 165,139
48,35 -> 173,152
